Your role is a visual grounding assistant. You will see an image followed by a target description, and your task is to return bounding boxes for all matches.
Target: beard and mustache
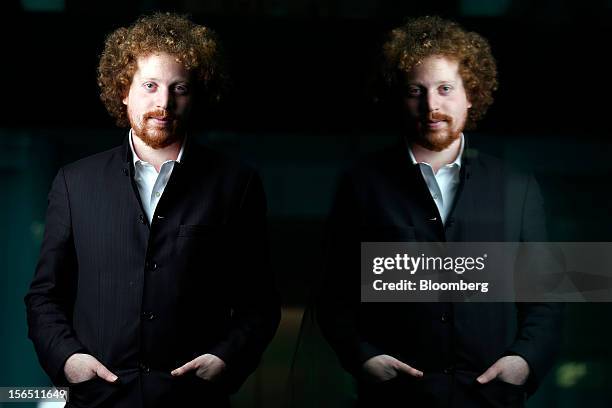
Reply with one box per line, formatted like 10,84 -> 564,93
129,109 -> 186,149
407,111 -> 466,152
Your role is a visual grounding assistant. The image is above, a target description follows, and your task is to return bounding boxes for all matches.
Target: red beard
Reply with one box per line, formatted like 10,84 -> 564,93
130,109 -> 184,149
411,111 -> 464,152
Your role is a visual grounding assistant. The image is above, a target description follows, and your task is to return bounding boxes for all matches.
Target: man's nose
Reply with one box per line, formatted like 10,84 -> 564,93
425,90 -> 440,113
154,88 -> 173,110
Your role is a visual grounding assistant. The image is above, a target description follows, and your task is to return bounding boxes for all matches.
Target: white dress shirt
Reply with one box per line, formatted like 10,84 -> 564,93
408,134 -> 464,225
129,130 -> 185,223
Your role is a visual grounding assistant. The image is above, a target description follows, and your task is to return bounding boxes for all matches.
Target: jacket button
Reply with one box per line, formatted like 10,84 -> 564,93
443,366 -> 454,374
141,311 -> 155,321
145,261 -> 157,271
139,362 -> 151,373
441,313 -> 450,323
139,214 -> 146,224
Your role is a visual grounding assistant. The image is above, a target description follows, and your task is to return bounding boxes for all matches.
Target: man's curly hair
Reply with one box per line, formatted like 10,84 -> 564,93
97,12 -> 226,127
382,16 -> 498,129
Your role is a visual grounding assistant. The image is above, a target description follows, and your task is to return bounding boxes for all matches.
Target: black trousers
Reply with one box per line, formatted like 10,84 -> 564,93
357,371 -> 526,408
66,371 -> 231,408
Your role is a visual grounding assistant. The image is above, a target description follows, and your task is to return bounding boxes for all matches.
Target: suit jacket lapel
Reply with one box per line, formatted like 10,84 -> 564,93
152,136 -> 207,220
119,136 -> 151,228
445,144 -> 481,242
387,142 -> 445,240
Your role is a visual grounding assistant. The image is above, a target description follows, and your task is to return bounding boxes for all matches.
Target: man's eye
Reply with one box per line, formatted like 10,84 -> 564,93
174,85 -> 189,94
406,87 -> 421,97
143,82 -> 156,91
440,85 -> 453,94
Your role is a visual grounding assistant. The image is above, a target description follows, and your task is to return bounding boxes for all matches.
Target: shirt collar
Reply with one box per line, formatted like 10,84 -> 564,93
129,129 -> 185,166
408,133 -> 464,169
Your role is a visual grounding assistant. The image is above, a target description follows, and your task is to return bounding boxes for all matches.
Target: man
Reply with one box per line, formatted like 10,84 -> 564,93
317,16 -> 562,407
25,13 -> 280,408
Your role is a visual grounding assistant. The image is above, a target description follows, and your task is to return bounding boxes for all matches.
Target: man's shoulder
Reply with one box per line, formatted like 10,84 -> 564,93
467,148 -> 503,169
467,149 -> 533,182
62,145 -> 124,178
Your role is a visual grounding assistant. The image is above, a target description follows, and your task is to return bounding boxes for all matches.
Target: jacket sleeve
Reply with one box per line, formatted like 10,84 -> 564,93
207,170 -> 281,393
316,173 -> 384,376
24,168 -> 86,386
506,174 -> 564,395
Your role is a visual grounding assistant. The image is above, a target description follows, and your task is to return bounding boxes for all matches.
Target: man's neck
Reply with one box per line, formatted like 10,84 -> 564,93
410,136 -> 462,174
132,133 -> 182,173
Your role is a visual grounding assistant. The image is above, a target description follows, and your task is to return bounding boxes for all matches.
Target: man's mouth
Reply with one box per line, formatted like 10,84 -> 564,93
424,119 -> 446,129
148,116 -> 174,126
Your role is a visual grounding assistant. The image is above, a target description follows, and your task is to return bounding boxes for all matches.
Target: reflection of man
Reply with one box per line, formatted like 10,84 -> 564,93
25,13 -> 280,408
318,16 -> 562,407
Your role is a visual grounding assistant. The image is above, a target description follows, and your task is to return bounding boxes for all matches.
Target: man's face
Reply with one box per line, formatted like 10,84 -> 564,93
123,52 -> 193,149
402,55 -> 472,151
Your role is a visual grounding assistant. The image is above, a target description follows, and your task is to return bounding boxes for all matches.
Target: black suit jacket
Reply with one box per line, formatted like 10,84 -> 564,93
25,137 -> 281,408
317,140 -> 563,407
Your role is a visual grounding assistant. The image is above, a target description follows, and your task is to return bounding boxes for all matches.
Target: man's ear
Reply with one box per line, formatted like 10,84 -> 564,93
122,87 -> 130,105
465,87 -> 472,109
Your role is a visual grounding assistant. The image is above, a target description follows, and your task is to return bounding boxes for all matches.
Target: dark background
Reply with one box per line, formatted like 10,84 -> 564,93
1,0 -> 611,407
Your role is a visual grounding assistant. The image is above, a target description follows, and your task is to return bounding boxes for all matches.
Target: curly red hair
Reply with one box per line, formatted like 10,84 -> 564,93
97,12 -> 226,127
382,16 -> 498,129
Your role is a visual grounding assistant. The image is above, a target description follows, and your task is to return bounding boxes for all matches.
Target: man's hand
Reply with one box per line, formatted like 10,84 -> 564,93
171,354 -> 226,382
64,353 -> 118,384
362,354 -> 423,383
477,355 -> 530,386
